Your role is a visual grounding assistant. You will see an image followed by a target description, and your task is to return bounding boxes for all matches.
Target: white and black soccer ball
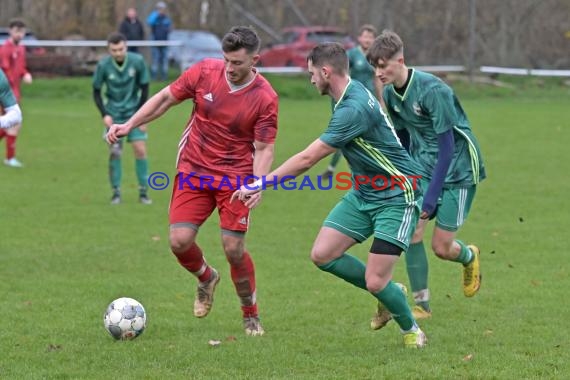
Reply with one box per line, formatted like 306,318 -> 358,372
103,297 -> 146,340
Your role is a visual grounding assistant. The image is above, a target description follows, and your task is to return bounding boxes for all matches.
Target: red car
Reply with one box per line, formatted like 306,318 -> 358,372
258,26 -> 354,68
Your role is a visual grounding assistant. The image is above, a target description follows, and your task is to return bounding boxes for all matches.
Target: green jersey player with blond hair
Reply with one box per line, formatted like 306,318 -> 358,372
232,42 -> 427,348
93,32 -> 151,204
367,30 -> 486,327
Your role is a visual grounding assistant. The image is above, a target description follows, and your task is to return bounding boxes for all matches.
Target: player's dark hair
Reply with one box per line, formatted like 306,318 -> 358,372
9,19 -> 26,29
367,29 -> 404,66
222,26 -> 260,54
107,32 -> 127,45
358,24 -> 377,37
307,42 -> 348,75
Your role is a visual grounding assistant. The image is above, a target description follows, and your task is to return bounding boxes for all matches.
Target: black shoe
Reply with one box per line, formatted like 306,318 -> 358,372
139,194 -> 152,205
110,193 -> 121,205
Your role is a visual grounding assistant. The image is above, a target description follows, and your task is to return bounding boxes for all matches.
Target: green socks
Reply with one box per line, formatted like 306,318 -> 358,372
109,158 -> 122,189
406,241 -> 430,311
373,281 -> 415,331
453,240 -> 474,266
317,253 -> 367,290
135,158 -> 149,194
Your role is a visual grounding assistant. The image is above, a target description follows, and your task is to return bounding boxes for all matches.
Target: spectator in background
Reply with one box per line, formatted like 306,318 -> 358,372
0,18 -> 32,168
119,7 -> 145,53
147,1 -> 172,80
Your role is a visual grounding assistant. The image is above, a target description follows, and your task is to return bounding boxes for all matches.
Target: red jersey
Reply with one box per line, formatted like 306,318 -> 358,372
0,39 -> 29,101
169,59 -> 278,183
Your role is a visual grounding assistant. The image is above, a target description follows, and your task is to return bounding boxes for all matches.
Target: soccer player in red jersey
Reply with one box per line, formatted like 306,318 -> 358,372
0,19 -> 32,168
106,26 -> 278,336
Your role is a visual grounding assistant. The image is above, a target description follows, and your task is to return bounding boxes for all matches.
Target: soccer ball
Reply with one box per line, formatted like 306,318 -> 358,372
103,297 -> 146,340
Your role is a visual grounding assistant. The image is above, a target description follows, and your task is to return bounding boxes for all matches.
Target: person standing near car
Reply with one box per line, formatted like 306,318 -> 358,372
0,18 -> 32,168
147,1 -> 172,80
119,7 -> 145,53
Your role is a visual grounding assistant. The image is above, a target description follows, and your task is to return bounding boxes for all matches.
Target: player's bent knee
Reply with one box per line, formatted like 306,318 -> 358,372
366,277 -> 389,294
169,230 -> 195,254
310,246 -> 333,266
222,237 -> 245,263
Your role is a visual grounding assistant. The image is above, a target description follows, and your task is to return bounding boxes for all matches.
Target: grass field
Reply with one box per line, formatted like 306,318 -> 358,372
1,75 -> 569,379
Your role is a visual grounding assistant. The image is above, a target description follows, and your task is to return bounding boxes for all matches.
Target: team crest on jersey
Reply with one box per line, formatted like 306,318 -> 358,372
109,73 -> 115,80
413,102 -> 423,116
393,105 -> 401,113
128,67 -> 136,77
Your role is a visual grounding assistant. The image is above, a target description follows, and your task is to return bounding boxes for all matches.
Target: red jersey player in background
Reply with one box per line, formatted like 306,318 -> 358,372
0,19 -> 32,168
106,26 -> 278,336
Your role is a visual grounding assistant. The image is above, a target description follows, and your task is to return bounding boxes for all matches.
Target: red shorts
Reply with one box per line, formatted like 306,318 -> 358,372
169,173 -> 250,232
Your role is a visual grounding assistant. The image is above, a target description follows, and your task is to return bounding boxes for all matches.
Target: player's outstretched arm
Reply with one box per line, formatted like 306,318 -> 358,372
242,141 -> 275,209
106,86 -> 181,144
231,138 -> 336,204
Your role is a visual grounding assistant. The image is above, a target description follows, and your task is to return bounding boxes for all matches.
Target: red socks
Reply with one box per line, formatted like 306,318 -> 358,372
229,251 -> 258,318
174,242 -> 212,282
6,135 -> 16,159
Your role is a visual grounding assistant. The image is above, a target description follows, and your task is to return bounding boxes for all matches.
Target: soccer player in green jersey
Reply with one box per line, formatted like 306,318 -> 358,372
93,32 -> 151,204
0,68 -> 22,130
367,30 -> 486,324
232,42 -> 427,348
322,24 -> 384,178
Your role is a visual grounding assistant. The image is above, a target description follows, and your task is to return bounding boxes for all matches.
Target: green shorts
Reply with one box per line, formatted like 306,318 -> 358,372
103,126 -> 147,143
323,191 -> 421,251
420,178 -> 477,232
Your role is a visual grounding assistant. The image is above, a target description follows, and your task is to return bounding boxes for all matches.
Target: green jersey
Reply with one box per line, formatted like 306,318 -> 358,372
320,80 -> 422,204
347,46 -> 375,94
0,69 -> 17,108
92,52 -> 149,123
383,69 -> 485,188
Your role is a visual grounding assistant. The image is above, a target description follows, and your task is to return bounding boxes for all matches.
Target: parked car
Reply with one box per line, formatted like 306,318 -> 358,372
258,26 -> 354,68
168,29 -> 223,72
0,27 -> 46,55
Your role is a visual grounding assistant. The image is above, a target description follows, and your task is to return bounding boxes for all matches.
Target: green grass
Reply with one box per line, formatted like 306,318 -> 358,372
1,76 -> 569,379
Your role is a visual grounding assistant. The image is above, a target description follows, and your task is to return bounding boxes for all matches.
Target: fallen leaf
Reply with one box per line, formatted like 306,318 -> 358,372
151,236 -> 161,241
47,344 -> 62,352
463,353 -> 474,361
483,330 -> 493,336
226,336 -> 237,342
208,340 -> 221,347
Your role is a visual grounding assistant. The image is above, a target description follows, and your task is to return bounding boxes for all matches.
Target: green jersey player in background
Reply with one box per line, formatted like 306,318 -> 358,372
321,24 -> 384,179
232,42 -> 427,348
0,68 -> 22,130
93,32 -> 151,205
367,30 -> 486,325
